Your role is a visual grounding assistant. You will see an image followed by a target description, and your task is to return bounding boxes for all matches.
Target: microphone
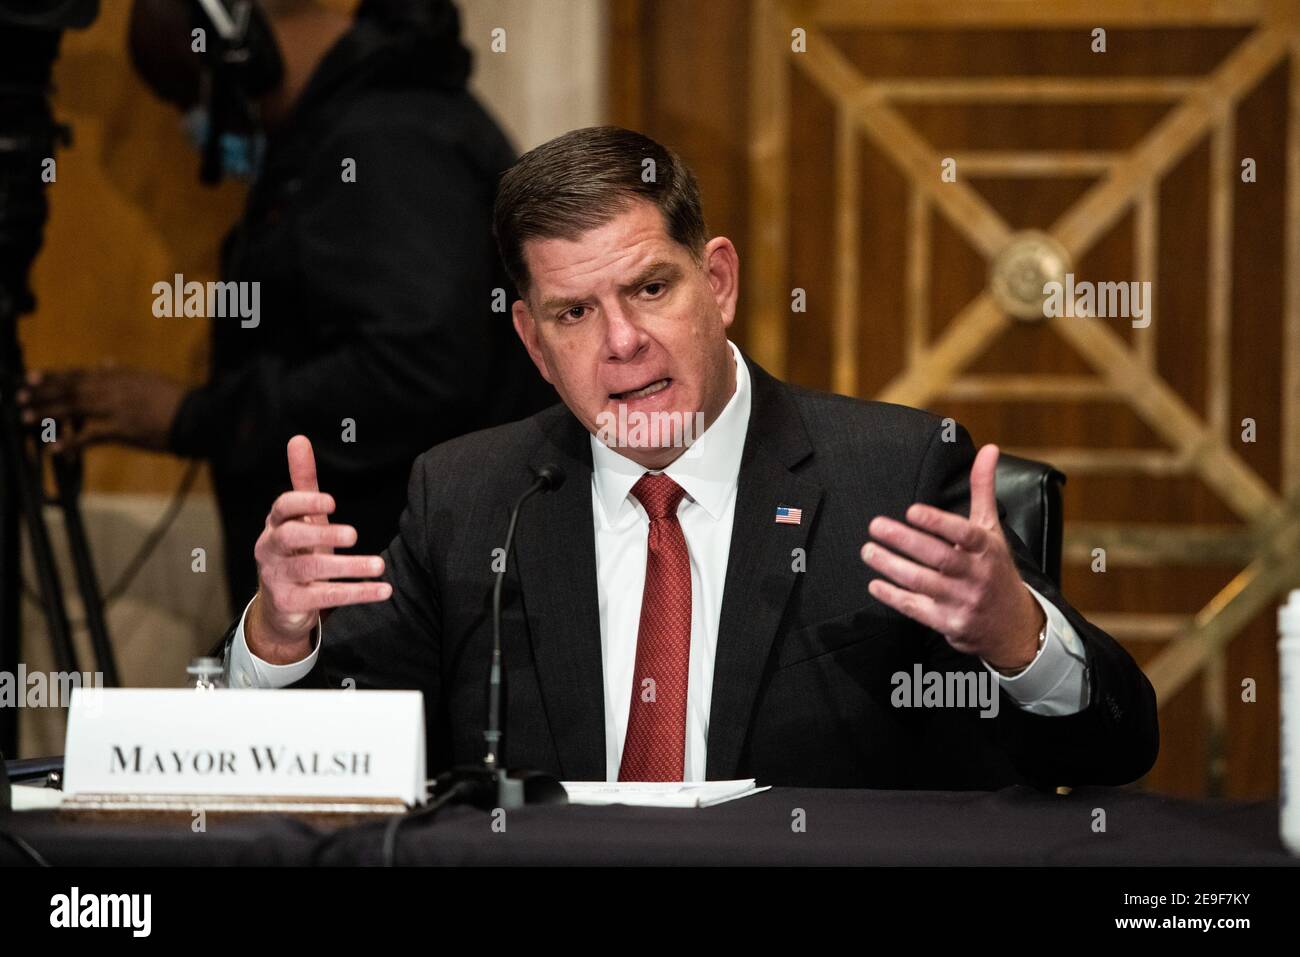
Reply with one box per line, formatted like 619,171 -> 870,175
484,463 -> 564,773
532,463 -> 565,493
428,464 -> 569,812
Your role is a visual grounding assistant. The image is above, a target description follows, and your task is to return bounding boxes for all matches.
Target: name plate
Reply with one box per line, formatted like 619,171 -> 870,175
63,689 -> 426,807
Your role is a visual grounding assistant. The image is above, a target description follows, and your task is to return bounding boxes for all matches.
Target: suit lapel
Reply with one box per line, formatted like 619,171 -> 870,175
511,359 -> 822,782
706,359 -> 822,779
512,410 -> 606,780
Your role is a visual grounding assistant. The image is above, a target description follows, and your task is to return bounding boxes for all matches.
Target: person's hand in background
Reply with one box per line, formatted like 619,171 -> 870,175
15,364 -> 186,453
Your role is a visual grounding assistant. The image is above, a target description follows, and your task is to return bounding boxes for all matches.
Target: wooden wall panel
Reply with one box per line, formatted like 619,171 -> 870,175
24,1 -> 247,496
610,0 -> 1300,799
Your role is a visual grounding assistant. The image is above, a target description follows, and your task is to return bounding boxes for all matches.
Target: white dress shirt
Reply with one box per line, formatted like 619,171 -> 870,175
228,340 -> 1090,780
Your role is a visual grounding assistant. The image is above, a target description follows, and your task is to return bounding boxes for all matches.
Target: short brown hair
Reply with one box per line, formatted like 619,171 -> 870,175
493,126 -> 708,298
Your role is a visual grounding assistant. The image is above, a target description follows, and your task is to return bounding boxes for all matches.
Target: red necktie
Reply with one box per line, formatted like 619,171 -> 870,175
618,473 -> 692,781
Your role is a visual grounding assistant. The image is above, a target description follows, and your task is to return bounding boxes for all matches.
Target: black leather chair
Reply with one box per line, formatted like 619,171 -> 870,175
994,454 -> 1066,587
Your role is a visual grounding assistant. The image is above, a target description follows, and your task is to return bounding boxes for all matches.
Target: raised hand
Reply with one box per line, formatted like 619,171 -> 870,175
860,444 -> 1045,672
247,435 -> 392,663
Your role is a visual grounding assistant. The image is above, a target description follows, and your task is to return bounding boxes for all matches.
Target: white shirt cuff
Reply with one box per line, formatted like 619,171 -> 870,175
225,595 -> 321,689
981,583 -> 1090,716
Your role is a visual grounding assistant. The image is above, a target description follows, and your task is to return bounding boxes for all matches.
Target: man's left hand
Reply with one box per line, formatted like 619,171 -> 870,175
16,365 -> 186,454
861,443 -> 1046,672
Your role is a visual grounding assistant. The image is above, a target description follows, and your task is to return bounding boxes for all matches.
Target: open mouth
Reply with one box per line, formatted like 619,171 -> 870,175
610,378 -> 671,401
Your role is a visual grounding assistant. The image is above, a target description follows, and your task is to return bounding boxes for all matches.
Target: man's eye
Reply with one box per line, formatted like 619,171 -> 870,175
560,306 -> 587,322
643,281 -> 666,297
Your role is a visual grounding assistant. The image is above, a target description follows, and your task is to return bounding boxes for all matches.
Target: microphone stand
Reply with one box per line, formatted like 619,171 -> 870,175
430,467 -> 569,807
382,466 -> 569,864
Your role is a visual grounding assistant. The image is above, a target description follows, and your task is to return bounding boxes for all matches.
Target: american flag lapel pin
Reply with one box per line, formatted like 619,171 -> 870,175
774,505 -> 802,525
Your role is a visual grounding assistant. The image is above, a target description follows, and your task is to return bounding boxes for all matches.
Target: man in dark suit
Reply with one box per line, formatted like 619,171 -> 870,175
225,126 -> 1158,790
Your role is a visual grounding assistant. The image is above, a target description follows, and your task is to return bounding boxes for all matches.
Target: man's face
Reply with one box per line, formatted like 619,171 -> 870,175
512,200 -> 740,469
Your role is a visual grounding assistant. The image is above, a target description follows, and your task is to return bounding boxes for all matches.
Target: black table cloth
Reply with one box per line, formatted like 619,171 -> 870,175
2,786 -> 1295,866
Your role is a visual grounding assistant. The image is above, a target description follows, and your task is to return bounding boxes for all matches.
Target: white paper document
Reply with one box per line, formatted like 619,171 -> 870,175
10,784 -> 64,811
560,779 -> 770,808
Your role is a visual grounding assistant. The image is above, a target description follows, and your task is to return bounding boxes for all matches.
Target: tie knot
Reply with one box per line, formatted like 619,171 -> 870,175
631,473 -> 686,521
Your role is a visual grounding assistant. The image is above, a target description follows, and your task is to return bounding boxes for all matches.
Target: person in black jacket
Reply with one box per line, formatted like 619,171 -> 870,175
20,0 -> 551,607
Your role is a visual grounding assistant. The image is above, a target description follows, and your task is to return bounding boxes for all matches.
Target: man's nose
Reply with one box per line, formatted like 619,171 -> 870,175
604,304 -> 645,361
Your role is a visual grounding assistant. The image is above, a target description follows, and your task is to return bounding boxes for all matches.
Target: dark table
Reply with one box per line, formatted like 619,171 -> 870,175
2,785 -> 1295,866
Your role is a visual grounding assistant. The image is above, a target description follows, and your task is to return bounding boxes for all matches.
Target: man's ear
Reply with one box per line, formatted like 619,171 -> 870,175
702,237 -> 740,331
512,298 -> 553,384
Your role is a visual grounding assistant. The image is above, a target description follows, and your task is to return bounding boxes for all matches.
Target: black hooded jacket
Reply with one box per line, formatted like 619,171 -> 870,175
168,1 -> 553,607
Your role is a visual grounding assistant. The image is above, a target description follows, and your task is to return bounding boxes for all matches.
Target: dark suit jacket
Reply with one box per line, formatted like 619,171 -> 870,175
237,355 -> 1158,790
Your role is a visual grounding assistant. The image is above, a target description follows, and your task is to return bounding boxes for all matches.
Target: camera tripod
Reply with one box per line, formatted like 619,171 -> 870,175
0,3 -> 116,758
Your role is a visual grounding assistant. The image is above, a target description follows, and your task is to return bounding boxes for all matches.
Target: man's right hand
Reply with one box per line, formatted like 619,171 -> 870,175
246,435 -> 392,664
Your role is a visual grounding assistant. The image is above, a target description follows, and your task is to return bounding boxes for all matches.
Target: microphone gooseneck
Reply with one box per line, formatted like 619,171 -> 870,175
395,465 -> 570,860
484,464 -> 565,769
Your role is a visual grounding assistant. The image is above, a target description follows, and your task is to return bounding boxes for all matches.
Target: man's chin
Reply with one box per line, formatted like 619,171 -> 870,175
592,399 -> 708,454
